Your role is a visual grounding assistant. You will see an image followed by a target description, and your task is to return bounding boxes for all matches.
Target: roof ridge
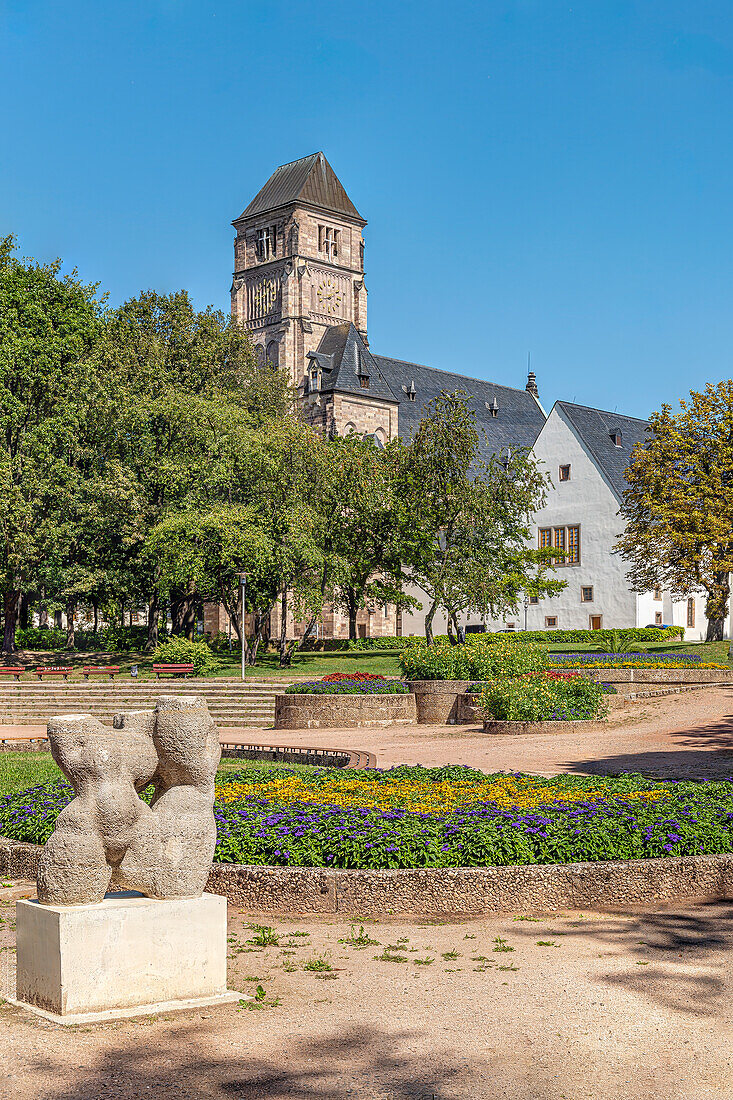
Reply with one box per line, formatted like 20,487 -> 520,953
372,353 -> 532,395
556,399 -> 649,426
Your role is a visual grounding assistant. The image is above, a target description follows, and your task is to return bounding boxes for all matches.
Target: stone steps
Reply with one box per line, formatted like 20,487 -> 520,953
0,680 -> 283,728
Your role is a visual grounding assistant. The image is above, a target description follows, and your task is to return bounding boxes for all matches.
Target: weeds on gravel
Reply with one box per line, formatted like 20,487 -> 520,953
414,957 -> 434,965
493,937 -> 514,952
537,941 -> 558,947
339,925 -> 379,948
441,950 -> 460,960
304,953 -> 333,972
374,948 -> 409,963
247,924 -> 280,947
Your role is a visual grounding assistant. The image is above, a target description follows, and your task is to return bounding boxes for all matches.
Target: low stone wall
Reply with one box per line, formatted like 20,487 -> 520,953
4,836 -> 733,915
580,668 -> 733,685
274,692 -> 416,730
483,717 -> 603,735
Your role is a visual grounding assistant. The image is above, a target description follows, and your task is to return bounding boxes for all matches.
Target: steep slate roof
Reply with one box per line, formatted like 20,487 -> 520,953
310,324 -> 398,404
236,153 -> 365,223
555,401 -> 649,501
373,353 -> 547,457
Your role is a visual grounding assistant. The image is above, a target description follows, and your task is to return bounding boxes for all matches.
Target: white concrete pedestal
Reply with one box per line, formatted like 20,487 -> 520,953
11,891 -> 241,1024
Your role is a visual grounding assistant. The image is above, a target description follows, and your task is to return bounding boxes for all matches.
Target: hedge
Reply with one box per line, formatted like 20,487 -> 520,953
466,627 -> 684,647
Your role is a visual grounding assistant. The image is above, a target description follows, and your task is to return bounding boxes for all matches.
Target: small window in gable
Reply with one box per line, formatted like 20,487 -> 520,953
653,587 -> 662,600
559,464 -> 571,481
529,595 -> 539,605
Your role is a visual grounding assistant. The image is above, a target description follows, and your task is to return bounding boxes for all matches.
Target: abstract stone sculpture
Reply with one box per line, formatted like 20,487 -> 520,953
37,695 -> 221,905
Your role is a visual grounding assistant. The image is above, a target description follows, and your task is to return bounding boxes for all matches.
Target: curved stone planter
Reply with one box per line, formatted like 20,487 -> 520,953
483,717 -> 604,735
4,835 -> 733,915
579,668 -> 733,686
408,680 -> 472,724
274,692 -> 416,729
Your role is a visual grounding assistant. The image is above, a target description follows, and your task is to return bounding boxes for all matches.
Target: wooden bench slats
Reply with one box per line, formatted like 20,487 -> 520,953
35,667 -> 73,680
152,663 -> 194,678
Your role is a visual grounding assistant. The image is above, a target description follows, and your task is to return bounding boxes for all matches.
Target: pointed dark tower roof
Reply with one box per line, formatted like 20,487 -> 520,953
236,153 -> 366,224
308,324 -> 398,403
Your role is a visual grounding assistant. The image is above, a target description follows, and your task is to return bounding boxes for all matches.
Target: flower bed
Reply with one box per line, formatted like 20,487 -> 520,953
549,652 -> 727,669
480,673 -> 607,722
400,636 -> 546,681
285,673 -> 409,696
6,766 -> 733,870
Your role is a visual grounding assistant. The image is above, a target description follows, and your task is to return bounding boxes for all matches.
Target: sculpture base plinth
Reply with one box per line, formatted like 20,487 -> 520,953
12,891 -> 242,1024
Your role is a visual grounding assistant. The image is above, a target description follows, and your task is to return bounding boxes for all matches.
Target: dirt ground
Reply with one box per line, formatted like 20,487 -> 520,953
3,688 -> 733,1098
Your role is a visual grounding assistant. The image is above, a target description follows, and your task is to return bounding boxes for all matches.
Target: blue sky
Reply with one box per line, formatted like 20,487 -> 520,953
2,1 -> 732,418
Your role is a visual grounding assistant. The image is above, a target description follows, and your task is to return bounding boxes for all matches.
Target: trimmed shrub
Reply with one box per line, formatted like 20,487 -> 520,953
153,637 -> 217,676
399,636 -> 548,681
481,674 -> 606,722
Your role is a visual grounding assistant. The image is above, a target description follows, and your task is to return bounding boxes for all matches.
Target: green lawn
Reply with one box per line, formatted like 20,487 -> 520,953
8,647 -> 404,680
5,638 -> 731,684
0,750 -> 315,801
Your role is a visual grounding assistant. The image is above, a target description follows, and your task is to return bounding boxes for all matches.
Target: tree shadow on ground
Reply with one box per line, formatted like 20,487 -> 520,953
35,1022 -> 459,1100
560,714 -> 733,779
512,899 -> 733,1017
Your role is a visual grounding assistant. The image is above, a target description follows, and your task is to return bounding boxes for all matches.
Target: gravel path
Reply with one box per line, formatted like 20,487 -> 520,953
2,688 -> 733,1097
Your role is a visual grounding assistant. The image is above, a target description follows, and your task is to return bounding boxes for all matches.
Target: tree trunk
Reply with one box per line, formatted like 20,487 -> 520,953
19,594 -> 30,630
145,589 -> 160,653
705,575 -> 730,642
92,600 -> 99,634
2,590 -> 20,654
65,598 -> 77,650
278,588 -> 289,666
38,587 -> 49,629
347,590 -> 358,642
424,600 -> 438,645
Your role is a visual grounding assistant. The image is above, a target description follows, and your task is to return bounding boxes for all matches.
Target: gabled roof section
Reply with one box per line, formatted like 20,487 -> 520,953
372,354 -> 547,457
555,401 -> 649,501
310,324 -> 398,403
236,153 -> 365,224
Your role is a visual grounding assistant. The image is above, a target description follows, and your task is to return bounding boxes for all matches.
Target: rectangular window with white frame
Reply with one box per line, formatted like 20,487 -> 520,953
687,598 -> 695,628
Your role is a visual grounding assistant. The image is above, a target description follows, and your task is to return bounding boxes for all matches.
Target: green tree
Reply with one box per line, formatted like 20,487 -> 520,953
325,432 -> 417,640
403,391 -> 564,642
0,236 -> 103,653
616,380 -> 733,641
97,290 -> 291,649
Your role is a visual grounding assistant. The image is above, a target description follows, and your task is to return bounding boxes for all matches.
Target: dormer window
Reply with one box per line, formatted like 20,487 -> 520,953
402,380 -> 416,402
486,397 -> 499,418
360,376 -> 370,390
255,226 -> 276,260
610,430 -> 622,447
319,225 -> 339,261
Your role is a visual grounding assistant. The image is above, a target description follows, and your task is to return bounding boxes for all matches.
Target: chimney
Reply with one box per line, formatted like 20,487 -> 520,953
526,371 -> 539,398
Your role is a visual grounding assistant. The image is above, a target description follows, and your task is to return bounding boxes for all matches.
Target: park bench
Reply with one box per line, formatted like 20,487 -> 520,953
35,666 -> 74,680
152,663 -> 194,679
0,667 -> 25,680
82,665 -> 120,680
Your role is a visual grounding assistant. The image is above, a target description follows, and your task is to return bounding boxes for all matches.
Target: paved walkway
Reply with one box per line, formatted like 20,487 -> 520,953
6,687 -> 733,779
217,686 -> 733,780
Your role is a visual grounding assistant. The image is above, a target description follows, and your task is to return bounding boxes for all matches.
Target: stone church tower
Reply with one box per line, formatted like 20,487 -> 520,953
231,152 -> 368,393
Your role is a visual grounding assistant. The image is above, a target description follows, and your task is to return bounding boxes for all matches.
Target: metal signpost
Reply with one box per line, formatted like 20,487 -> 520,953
240,573 -> 247,681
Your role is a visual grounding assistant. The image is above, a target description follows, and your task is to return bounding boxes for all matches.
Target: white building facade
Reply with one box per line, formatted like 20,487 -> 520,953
403,399 -> 728,642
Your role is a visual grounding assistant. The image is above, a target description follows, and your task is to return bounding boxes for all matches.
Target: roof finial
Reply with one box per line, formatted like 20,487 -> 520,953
526,353 -> 538,398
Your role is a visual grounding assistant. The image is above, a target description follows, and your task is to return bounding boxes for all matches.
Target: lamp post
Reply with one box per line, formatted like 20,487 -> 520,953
523,594 -> 529,632
239,573 -> 247,682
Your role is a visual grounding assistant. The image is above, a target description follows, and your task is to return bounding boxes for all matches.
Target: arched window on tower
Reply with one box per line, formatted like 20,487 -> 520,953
266,341 -> 279,368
